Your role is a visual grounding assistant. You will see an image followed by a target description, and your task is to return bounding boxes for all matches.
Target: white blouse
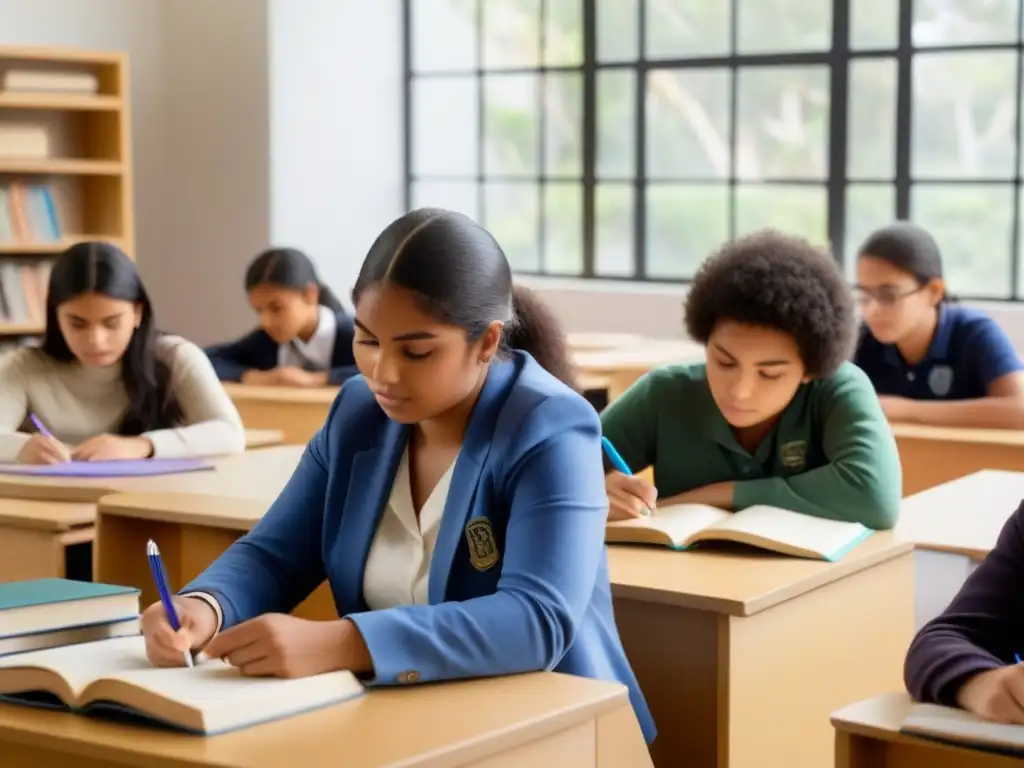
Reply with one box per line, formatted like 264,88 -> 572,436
277,305 -> 336,371
362,445 -> 457,610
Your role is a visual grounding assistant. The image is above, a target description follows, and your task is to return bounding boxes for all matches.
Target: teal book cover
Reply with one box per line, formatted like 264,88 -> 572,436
0,579 -> 139,612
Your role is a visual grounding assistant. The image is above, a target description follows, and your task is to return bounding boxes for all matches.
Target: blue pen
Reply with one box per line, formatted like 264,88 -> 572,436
601,436 -> 652,516
147,539 -> 193,668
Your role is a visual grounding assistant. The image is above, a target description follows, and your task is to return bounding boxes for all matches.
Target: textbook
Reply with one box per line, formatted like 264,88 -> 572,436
0,618 -> 140,657
605,503 -> 872,561
0,579 -> 139,638
902,702 -> 1024,755
0,636 -> 365,735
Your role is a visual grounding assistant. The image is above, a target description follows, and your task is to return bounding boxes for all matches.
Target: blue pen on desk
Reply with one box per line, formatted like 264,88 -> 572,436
29,413 -> 53,438
146,539 -> 193,668
601,436 -> 652,516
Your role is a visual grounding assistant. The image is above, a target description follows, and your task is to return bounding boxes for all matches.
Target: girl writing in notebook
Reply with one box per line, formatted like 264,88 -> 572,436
0,241 -> 245,464
204,247 -> 358,387
905,501 -> 1024,724
853,222 -> 1024,428
601,230 -> 901,528
140,208 -> 656,743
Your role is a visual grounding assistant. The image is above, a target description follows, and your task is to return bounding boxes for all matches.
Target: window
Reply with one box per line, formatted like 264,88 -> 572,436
405,0 -> 1024,300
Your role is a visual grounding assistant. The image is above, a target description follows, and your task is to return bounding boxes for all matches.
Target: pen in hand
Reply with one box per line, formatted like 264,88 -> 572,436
29,413 -> 53,437
601,436 -> 653,517
147,539 -> 193,668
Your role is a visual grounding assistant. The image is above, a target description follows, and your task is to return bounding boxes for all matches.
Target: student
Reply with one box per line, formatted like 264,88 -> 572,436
139,208 -> 656,743
601,229 -> 900,529
905,501 -> 1024,724
0,241 -> 245,465
854,221 -> 1024,428
205,247 -> 357,387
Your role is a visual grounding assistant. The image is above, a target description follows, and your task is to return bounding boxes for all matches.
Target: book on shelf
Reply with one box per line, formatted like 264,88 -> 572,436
605,503 -> 873,561
0,182 -> 62,244
0,636 -> 366,735
1,69 -> 99,94
902,701 -> 1024,755
0,123 -> 49,159
0,258 -> 50,327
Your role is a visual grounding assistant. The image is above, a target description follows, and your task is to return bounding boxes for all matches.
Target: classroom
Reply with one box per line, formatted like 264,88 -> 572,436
1,0 -> 1024,766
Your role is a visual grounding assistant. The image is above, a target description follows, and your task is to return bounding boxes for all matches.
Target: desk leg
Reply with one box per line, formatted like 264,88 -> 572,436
96,515 -> 338,619
0,525 -> 64,581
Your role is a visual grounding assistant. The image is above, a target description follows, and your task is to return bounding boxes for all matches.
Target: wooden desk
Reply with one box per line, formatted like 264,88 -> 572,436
0,498 -> 94,582
833,692 -> 1018,767
0,445 -> 304,504
891,423 -> 1024,496
243,428 -> 284,449
608,535 -> 915,768
567,332 -> 646,351
224,383 -> 337,444
0,670 -> 652,767
573,339 -> 704,401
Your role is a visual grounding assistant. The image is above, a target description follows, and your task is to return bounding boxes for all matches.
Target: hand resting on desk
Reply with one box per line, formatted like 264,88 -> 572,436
16,433 -> 72,464
16,433 -> 153,464
957,662 -> 1024,725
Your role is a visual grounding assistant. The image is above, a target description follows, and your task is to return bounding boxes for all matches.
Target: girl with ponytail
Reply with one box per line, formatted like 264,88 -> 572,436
205,247 -> 358,387
148,208 -> 655,747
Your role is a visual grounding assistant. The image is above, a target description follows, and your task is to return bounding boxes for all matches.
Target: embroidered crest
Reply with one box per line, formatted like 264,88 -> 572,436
779,440 -> 807,471
928,365 -> 954,397
465,518 -> 500,571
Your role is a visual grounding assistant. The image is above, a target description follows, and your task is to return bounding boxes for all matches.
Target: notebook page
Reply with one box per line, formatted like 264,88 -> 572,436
0,635 -> 149,697
611,503 -> 730,542
904,702 -> 1024,750
709,505 -> 867,556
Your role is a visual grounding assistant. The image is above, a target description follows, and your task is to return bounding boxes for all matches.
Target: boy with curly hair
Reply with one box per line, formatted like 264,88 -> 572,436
601,229 -> 901,529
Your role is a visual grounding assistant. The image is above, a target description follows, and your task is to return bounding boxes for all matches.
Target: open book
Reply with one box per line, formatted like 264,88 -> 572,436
902,702 -> 1024,755
0,636 -> 364,735
605,503 -> 872,561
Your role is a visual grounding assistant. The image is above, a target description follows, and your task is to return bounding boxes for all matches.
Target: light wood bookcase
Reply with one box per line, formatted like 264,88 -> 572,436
0,46 -> 133,343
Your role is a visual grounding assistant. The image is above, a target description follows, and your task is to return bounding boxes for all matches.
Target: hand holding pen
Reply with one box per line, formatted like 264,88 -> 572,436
601,437 -> 657,520
16,413 -> 71,465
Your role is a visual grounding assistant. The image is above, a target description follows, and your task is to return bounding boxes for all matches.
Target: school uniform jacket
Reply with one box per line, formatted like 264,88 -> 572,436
182,351 -> 656,743
204,310 -> 358,385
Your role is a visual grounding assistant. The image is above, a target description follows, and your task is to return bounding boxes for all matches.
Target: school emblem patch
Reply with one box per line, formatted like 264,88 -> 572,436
779,440 -> 807,471
928,365 -> 954,397
465,518 -> 500,572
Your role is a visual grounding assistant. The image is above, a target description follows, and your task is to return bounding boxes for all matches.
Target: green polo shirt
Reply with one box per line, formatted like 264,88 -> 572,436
599,360 -> 901,530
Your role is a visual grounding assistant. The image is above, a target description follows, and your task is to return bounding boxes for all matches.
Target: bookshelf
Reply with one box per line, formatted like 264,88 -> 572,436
0,46 -> 134,345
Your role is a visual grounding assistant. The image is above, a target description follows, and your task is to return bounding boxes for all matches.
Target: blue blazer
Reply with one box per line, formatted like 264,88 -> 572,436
183,351 -> 655,743
204,311 -> 357,385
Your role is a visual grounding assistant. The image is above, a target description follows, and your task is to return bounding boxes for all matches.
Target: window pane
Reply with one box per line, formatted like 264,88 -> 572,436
848,59 -> 896,180
543,183 -> 583,274
597,0 -> 638,62
413,78 -> 478,176
412,0 -> 478,73
736,66 -> 830,180
597,71 -> 636,179
646,0 -> 730,59
484,74 -> 539,176
485,183 -> 540,270
912,52 -> 1017,180
647,68 -> 731,179
913,0 -> 1018,47
737,0 -> 831,53
844,183 -> 895,280
544,0 -> 582,66
646,185 -> 729,279
412,181 -> 480,220
851,0 -> 898,50
483,0 -> 540,68
734,185 -> 827,243
912,184 -> 1013,298
544,73 -> 582,177
595,184 -> 634,276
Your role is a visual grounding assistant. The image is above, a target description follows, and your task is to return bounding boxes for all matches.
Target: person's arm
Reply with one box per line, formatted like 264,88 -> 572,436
142,341 -> 246,458
598,371 -> 660,473
0,351 -> 31,461
905,502 -> 1024,705
204,329 -> 274,383
732,365 -> 902,529
344,394 -> 608,686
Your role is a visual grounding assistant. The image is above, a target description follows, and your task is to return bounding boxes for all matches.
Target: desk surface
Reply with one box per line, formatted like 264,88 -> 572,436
0,497 -> 94,531
99,491 -> 268,531
608,532 -> 912,616
572,339 -> 704,373
0,671 -> 630,768
566,332 -> 646,350
243,428 -> 285,448
891,422 -> 1024,446
896,469 -> 1024,559
0,446 -> 303,505
224,382 -> 339,404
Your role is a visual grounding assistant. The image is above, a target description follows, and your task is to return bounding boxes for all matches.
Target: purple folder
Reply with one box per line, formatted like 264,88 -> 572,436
0,458 -> 214,477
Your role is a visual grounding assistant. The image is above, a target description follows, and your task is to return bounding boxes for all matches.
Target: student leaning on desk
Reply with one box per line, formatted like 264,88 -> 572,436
140,208 -> 657,744
0,242 -> 245,464
601,230 -> 901,529
853,222 -> 1024,429
204,247 -> 358,388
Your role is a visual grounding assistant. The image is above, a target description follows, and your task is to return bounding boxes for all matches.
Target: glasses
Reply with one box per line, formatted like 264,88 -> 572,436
854,285 -> 925,308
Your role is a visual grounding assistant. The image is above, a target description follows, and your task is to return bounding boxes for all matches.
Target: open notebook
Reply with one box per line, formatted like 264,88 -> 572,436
902,702 -> 1024,755
605,503 -> 873,561
0,636 -> 365,735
